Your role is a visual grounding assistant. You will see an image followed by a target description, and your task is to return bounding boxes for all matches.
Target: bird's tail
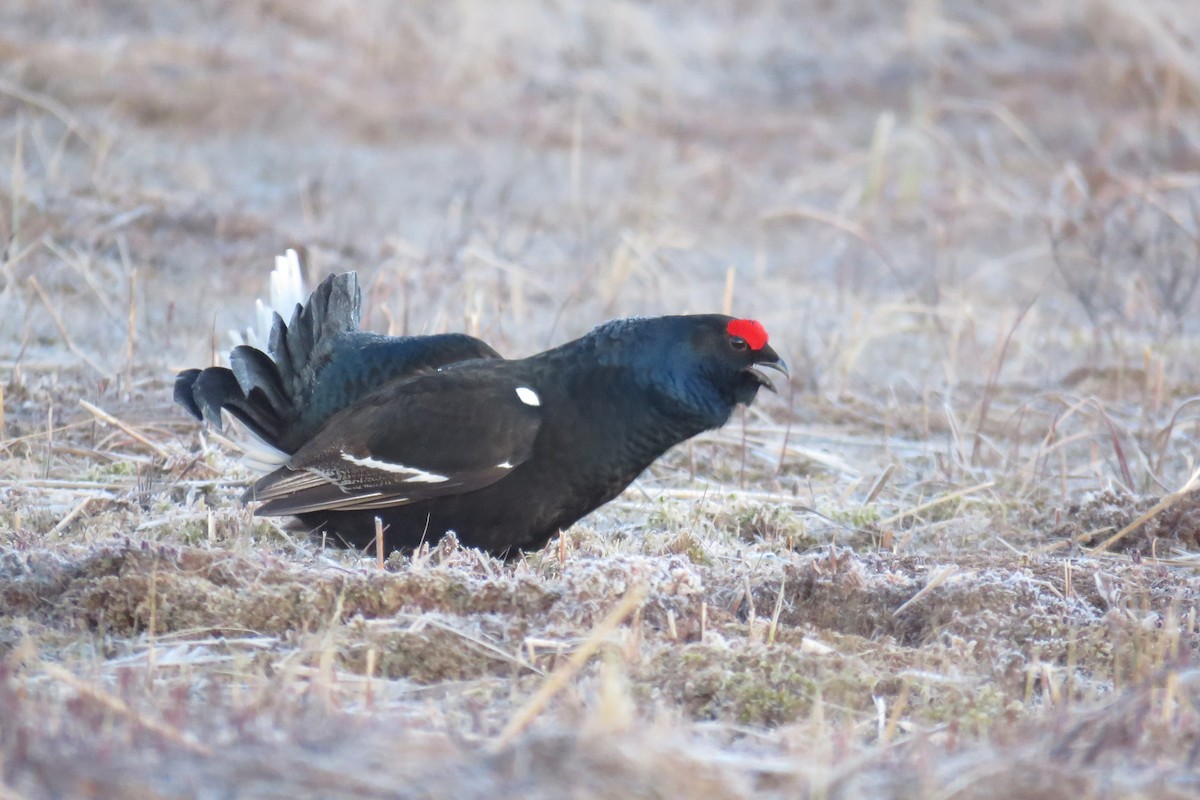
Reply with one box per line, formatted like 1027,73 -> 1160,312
175,269 -> 361,456
229,248 -> 309,351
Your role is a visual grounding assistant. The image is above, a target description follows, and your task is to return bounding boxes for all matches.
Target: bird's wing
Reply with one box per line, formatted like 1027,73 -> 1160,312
245,371 -> 543,516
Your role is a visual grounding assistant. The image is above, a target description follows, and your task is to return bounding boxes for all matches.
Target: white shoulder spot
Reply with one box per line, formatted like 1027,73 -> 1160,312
515,386 -> 541,407
341,452 -> 450,483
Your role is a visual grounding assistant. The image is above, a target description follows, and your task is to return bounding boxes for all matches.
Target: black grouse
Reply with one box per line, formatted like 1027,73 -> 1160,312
176,271 -> 787,556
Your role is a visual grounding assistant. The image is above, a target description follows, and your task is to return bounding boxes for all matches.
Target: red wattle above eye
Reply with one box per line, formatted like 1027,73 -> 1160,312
726,319 -> 768,351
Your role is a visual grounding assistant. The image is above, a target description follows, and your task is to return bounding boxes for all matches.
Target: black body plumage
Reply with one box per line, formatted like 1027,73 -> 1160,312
176,271 -> 786,556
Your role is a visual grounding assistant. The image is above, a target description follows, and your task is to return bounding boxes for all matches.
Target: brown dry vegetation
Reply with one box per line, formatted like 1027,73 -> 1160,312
3,1 -> 1200,797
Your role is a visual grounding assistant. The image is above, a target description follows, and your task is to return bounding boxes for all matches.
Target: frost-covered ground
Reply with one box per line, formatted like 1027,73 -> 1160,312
3,1 -> 1200,797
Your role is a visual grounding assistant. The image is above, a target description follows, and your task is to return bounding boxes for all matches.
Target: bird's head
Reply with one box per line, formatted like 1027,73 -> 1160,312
699,316 -> 789,407
599,314 -> 788,428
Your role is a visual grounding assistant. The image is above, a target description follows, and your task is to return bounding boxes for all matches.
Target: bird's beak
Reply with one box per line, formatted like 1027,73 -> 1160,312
746,345 -> 789,393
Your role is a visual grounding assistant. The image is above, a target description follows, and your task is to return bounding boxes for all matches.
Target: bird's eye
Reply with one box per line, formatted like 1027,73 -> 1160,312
729,336 -> 748,351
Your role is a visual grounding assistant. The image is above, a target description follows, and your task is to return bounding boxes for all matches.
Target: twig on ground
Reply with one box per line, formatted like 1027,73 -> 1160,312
491,583 -> 646,751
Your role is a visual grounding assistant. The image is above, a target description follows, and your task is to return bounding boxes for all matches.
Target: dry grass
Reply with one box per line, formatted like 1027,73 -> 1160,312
3,0 -> 1200,797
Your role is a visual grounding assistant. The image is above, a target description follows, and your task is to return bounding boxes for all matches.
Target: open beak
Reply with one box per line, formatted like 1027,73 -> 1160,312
747,345 -> 789,393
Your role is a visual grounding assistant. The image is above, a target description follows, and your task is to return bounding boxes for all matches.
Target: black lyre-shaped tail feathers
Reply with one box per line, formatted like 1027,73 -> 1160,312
174,363 -> 285,446
177,270 -> 505,457
173,368 -> 206,421
175,272 -> 361,452
269,270 -> 360,402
